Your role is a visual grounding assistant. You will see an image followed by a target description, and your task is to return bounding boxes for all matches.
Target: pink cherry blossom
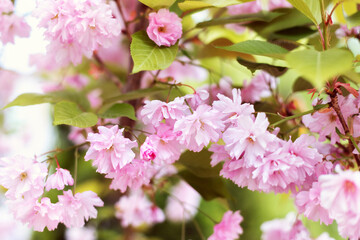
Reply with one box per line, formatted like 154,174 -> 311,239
213,88 -> 255,124
106,159 -> 156,193
85,125 -> 137,173
316,233 -> 335,240
208,210 -> 243,240
145,124 -> 183,164
209,144 -> 232,167
223,113 -> 276,166
336,211 -> 360,240
0,0 -> 14,13
58,190 -> 103,228
0,155 -> 47,200
140,97 -> 189,127
63,75 -> 89,89
26,198 -> 61,232
295,182 -> 333,225
0,14 -> 31,44
319,168 -> 360,218
147,9 -> 182,47
174,104 -> 225,152
165,180 -> 201,222
115,190 -> 165,227
45,168 -> 74,191
140,138 -> 157,161
184,89 -> 210,110
65,227 -> 96,240
34,0 -> 121,67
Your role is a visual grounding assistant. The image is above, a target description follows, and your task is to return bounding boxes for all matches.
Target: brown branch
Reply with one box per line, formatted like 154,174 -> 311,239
329,91 -> 360,167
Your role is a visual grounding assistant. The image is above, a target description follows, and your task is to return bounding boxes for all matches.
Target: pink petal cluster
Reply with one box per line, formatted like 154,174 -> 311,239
165,180 -> 201,222
58,190 -> 104,228
106,158 -> 156,193
0,1 -> 30,44
319,168 -> 360,240
174,104 -> 225,152
115,190 -> 165,227
45,168 -> 74,191
208,210 -> 243,240
295,182 -> 333,225
228,0 -> 291,15
33,0 -> 121,67
0,156 -> 47,200
85,125 -> 137,174
147,9 -> 182,47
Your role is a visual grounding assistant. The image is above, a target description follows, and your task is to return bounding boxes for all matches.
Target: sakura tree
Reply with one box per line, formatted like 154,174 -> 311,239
0,0 -> 360,239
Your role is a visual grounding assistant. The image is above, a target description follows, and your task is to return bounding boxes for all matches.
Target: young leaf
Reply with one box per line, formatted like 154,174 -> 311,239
3,90 -> 91,110
237,57 -> 288,77
345,8 -> 360,28
138,0 -> 176,10
292,77 -> 314,92
286,0 -> 321,25
178,149 -> 221,178
53,101 -> 98,128
285,48 -> 354,89
217,40 -> 289,59
98,103 -> 137,120
130,31 -> 178,73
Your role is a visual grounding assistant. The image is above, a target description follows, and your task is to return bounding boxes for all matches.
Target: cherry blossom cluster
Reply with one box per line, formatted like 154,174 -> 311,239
0,155 -> 103,231
33,0 -> 121,67
0,0 -> 30,44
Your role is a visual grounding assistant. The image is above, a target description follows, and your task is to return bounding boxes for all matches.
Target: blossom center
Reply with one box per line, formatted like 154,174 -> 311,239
247,135 -> 256,143
20,172 -> 27,181
344,180 -> 356,193
158,26 -> 167,33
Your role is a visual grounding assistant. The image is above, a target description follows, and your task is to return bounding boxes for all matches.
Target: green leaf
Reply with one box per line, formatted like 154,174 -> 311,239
179,170 -> 230,200
130,31 -> 178,74
53,101 -> 98,128
286,0 -> 321,25
237,57 -> 288,77
138,0 -> 176,9
3,90 -> 91,110
103,86 -> 168,105
285,48 -> 354,89
178,0 -> 253,11
217,40 -> 289,59
178,149 -> 221,178
196,11 -> 283,28
98,103 -> 137,120
346,10 -> 360,28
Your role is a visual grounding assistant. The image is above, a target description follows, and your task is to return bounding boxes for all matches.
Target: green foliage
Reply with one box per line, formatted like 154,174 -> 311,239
98,103 -> 137,120
292,77 -> 314,92
196,11 -> 283,28
53,101 -> 98,128
346,11 -> 360,28
285,48 -> 354,89
179,170 -> 230,201
178,149 -> 221,178
138,0 -> 176,9
237,57 -> 288,77
3,90 -> 90,110
130,31 -> 179,73
286,0 -> 321,25
218,40 -> 289,59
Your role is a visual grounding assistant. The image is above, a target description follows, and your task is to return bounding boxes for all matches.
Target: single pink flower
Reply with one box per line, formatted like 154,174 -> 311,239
174,104 -> 225,152
85,125 -> 137,174
106,159 -> 156,193
0,14 -> 31,44
58,190 -> 103,228
45,168 -> 74,191
147,9 -> 182,47
140,138 -> 157,161
208,210 -> 243,240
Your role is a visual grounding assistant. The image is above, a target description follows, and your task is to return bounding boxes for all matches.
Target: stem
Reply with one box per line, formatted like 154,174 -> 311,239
191,219 -> 206,240
93,52 -> 121,88
320,0 -> 328,50
270,105 -> 329,128
115,0 -> 132,40
73,147 -> 78,194
39,142 -> 88,157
